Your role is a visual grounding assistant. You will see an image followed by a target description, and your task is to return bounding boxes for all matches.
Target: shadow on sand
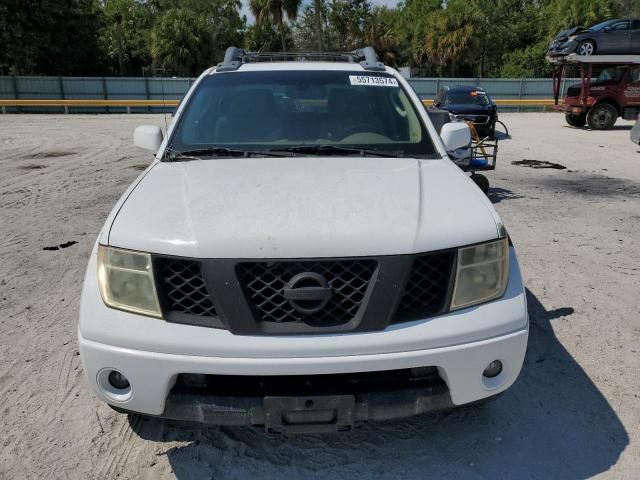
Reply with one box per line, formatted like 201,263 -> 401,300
130,289 -> 628,479
488,187 -> 523,204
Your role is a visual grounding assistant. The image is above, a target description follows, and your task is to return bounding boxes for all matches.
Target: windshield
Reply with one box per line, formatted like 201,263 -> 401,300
445,91 -> 491,106
168,70 -> 437,158
589,20 -> 614,32
597,68 -> 624,82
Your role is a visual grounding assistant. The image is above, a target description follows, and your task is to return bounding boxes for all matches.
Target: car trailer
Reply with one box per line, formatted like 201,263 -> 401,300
549,54 -> 640,129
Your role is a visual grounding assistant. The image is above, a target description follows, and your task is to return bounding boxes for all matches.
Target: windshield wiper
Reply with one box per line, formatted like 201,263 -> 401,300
164,147 -> 292,161
267,145 -> 404,158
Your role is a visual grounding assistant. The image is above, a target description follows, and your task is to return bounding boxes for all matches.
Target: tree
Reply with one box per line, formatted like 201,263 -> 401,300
326,0 -> 371,51
250,0 -> 302,51
0,0 -> 105,75
101,0 -> 154,75
542,0 -> 613,34
245,20 -> 294,51
500,41 -> 550,78
414,1 -> 479,76
363,7 -> 399,66
393,0 -> 441,70
149,0 -> 245,75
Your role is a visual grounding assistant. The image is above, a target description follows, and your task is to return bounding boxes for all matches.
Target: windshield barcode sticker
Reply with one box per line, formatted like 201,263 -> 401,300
349,76 -> 399,87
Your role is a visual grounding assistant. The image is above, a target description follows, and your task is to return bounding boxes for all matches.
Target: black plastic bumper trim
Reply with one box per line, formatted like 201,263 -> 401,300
157,385 -> 453,432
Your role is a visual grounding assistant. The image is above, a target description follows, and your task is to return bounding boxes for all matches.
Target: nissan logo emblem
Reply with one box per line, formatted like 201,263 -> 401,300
283,272 -> 333,314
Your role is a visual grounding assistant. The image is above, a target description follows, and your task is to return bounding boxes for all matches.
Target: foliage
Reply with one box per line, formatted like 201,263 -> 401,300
0,0 -> 634,77
101,0 -> 153,75
501,40 -> 551,78
0,0 -> 105,75
250,0 -> 302,51
246,21 -> 294,51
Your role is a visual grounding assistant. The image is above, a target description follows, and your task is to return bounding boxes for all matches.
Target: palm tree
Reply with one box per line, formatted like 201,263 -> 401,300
250,0 -> 302,52
314,0 -> 324,50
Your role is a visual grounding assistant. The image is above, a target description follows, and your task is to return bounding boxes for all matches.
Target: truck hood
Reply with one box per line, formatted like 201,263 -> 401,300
554,26 -> 588,41
108,157 -> 500,258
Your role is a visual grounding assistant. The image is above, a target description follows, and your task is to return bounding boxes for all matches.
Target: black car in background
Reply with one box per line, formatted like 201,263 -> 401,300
433,86 -> 498,138
548,18 -> 640,56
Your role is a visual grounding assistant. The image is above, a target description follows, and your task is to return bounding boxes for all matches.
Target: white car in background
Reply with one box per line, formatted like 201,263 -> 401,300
78,47 -> 529,433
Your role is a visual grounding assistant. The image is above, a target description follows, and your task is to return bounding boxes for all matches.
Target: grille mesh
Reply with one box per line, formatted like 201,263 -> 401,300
237,260 -> 376,324
396,252 -> 455,320
155,258 -> 217,317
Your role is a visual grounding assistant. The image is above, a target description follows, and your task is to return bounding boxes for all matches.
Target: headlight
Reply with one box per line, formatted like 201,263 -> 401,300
451,237 -> 509,310
449,112 -> 457,121
97,245 -> 162,318
568,35 -> 577,41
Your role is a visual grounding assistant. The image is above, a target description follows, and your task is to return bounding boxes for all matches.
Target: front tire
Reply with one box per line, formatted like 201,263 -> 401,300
471,174 -> 489,194
577,40 -> 596,56
565,113 -> 587,127
587,103 -> 617,130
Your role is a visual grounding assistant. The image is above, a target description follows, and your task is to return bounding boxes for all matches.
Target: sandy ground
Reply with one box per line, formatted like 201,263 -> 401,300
0,113 -> 639,479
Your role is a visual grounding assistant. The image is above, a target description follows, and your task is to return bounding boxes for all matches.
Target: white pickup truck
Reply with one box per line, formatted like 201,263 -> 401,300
78,47 -> 528,433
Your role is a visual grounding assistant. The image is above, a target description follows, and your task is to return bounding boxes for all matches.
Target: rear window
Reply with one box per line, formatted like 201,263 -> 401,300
168,70 -> 437,158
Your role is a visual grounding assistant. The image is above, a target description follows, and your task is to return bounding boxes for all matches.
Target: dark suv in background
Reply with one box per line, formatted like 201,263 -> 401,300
433,86 -> 498,138
548,18 -> 640,56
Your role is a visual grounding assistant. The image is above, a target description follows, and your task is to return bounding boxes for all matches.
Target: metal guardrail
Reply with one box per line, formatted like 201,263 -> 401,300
0,75 -> 566,113
0,99 -> 180,113
0,98 -> 555,114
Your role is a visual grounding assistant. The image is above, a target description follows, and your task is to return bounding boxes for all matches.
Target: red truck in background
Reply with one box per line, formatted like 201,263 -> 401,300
550,54 -> 640,130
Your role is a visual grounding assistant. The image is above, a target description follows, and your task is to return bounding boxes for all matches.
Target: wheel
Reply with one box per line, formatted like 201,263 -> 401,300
471,174 -> 489,194
565,113 -> 587,127
587,103 -> 618,130
577,40 -> 596,56
488,122 -> 496,139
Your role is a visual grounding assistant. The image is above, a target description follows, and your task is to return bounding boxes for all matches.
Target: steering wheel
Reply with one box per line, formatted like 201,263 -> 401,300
338,123 -> 380,140
391,94 -> 408,118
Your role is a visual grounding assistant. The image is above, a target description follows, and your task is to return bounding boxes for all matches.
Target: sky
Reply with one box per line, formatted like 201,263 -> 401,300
239,0 -> 401,24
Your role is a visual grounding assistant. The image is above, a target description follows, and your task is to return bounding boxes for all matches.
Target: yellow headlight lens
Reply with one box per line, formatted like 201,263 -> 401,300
97,245 -> 162,318
451,237 -> 509,310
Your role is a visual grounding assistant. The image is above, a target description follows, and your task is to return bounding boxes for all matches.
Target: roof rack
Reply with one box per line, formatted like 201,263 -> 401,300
215,46 -> 385,72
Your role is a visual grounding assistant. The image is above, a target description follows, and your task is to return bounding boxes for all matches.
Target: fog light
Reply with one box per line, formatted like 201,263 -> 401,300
108,370 -> 130,390
483,360 -> 503,378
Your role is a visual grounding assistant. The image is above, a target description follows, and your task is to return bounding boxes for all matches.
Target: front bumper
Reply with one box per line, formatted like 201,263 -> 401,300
79,247 -> 528,426
79,326 -> 528,422
556,101 -> 587,115
547,41 -> 578,56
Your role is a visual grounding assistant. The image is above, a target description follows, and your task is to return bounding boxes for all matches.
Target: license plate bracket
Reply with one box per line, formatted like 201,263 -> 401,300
263,395 -> 355,434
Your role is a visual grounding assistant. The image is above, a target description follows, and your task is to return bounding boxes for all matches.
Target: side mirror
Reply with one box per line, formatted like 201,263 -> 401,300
441,121 -> 471,152
603,26 -> 611,33
134,125 -> 163,153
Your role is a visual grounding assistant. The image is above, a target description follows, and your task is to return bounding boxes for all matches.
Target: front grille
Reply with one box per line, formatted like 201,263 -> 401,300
237,260 -> 376,324
454,114 -> 489,124
395,252 -> 455,321
155,258 -> 217,318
